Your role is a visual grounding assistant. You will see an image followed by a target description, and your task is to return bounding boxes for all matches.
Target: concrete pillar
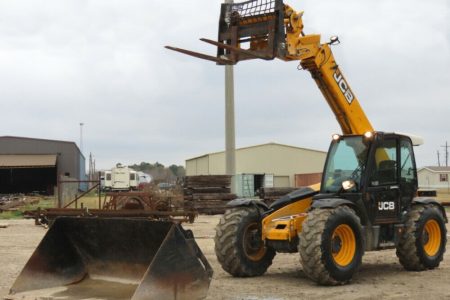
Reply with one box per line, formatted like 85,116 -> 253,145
225,0 -> 236,194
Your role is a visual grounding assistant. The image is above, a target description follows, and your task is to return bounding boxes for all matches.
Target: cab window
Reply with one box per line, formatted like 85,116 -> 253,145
400,139 -> 416,184
370,139 -> 397,186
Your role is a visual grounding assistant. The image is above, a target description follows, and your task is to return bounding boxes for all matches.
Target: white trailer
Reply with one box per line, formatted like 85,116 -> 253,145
103,165 -> 138,191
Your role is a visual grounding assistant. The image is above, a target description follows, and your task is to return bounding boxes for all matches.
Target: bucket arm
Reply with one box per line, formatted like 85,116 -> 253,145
166,0 -> 374,135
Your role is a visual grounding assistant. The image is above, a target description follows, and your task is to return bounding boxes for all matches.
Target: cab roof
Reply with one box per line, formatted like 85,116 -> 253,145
394,132 -> 424,146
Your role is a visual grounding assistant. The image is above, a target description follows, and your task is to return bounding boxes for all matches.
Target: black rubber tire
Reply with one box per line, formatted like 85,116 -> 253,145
396,204 -> 447,271
299,206 -> 364,285
214,207 -> 276,277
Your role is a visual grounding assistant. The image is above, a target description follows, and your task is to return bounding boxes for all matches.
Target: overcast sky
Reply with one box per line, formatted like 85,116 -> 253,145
0,0 -> 449,169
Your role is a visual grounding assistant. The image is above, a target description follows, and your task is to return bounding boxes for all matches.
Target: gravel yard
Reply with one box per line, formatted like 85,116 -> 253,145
1,215 -> 450,299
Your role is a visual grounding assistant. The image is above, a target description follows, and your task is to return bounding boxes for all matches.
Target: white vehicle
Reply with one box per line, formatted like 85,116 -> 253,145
103,164 -> 138,191
137,172 -> 152,184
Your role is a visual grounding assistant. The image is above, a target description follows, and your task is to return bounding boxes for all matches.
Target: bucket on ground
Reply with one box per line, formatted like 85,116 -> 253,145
9,217 -> 213,300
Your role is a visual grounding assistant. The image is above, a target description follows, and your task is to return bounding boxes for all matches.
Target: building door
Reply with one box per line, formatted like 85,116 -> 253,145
295,173 -> 322,187
236,174 -> 255,197
264,174 -> 274,188
274,176 -> 290,187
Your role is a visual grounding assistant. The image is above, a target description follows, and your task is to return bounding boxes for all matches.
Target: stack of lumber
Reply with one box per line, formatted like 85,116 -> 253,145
183,175 -> 236,214
184,175 -> 231,188
259,187 -> 298,205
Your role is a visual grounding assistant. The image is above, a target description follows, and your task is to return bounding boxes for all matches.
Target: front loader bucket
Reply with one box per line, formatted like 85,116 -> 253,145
9,217 -> 213,300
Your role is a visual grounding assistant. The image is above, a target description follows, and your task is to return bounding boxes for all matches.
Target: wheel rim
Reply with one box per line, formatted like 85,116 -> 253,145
243,223 -> 266,261
331,224 -> 356,267
423,219 -> 441,257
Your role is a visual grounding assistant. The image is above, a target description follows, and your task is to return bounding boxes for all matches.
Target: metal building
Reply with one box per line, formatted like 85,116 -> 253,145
0,136 -> 85,194
186,142 -> 327,196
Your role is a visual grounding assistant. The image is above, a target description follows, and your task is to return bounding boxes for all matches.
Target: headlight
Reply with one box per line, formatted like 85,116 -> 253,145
342,180 -> 356,190
364,131 -> 373,139
332,134 -> 341,141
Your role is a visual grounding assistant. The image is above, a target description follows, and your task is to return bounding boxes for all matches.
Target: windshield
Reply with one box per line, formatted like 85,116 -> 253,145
322,136 -> 369,193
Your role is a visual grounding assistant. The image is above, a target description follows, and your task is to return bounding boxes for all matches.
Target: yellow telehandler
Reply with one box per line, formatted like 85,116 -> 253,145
167,0 -> 447,285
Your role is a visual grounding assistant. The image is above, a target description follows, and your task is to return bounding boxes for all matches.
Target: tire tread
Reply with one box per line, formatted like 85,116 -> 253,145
299,206 -> 362,285
214,207 -> 275,277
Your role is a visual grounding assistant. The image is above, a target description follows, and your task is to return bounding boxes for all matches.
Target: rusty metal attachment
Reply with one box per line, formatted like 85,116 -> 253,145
31,208 -> 197,225
26,188 -> 197,226
9,217 -> 213,300
166,0 -> 285,65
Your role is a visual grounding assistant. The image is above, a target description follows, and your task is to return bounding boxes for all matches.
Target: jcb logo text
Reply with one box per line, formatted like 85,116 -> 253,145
378,201 -> 395,211
333,70 -> 354,104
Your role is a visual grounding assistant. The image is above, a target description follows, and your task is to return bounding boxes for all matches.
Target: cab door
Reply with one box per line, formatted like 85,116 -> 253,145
399,138 -> 418,211
366,138 -> 401,224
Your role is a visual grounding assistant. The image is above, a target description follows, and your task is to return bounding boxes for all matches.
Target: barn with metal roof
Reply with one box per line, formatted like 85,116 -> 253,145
0,136 -> 85,195
186,142 -> 327,197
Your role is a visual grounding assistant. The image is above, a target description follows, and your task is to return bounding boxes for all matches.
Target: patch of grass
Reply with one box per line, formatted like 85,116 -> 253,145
0,197 -> 56,220
0,193 -> 106,219
0,210 -> 23,219
64,195 -> 104,209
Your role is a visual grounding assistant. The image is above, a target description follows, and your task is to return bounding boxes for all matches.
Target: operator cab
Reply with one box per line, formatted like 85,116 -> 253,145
315,131 -> 420,226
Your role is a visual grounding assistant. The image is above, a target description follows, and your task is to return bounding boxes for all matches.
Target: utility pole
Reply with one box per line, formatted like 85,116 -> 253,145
225,0 -> 236,193
79,122 -> 84,154
441,141 -> 449,167
437,150 -> 441,167
89,152 -> 93,187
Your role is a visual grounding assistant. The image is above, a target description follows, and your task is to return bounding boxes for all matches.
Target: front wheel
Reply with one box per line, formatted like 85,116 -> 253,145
396,204 -> 447,270
299,206 -> 364,285
214,207 -> 275,277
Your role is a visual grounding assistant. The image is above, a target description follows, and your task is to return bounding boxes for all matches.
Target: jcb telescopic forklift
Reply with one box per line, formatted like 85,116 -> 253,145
167,0 -> 447,285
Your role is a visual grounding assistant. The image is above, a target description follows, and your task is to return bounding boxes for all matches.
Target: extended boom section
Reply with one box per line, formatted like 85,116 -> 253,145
166,0 -> 373,135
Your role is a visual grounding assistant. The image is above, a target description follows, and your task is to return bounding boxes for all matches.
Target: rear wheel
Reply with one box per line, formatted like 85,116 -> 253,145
396,204 -> 446,270
299,206 -> 364,285
214,207 -> 275,277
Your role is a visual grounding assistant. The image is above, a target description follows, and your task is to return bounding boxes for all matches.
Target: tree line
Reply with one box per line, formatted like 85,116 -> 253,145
128,162 -> 185,183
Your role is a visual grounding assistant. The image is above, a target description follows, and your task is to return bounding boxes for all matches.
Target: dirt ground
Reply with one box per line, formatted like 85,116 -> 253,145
1,216 -> 450,300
